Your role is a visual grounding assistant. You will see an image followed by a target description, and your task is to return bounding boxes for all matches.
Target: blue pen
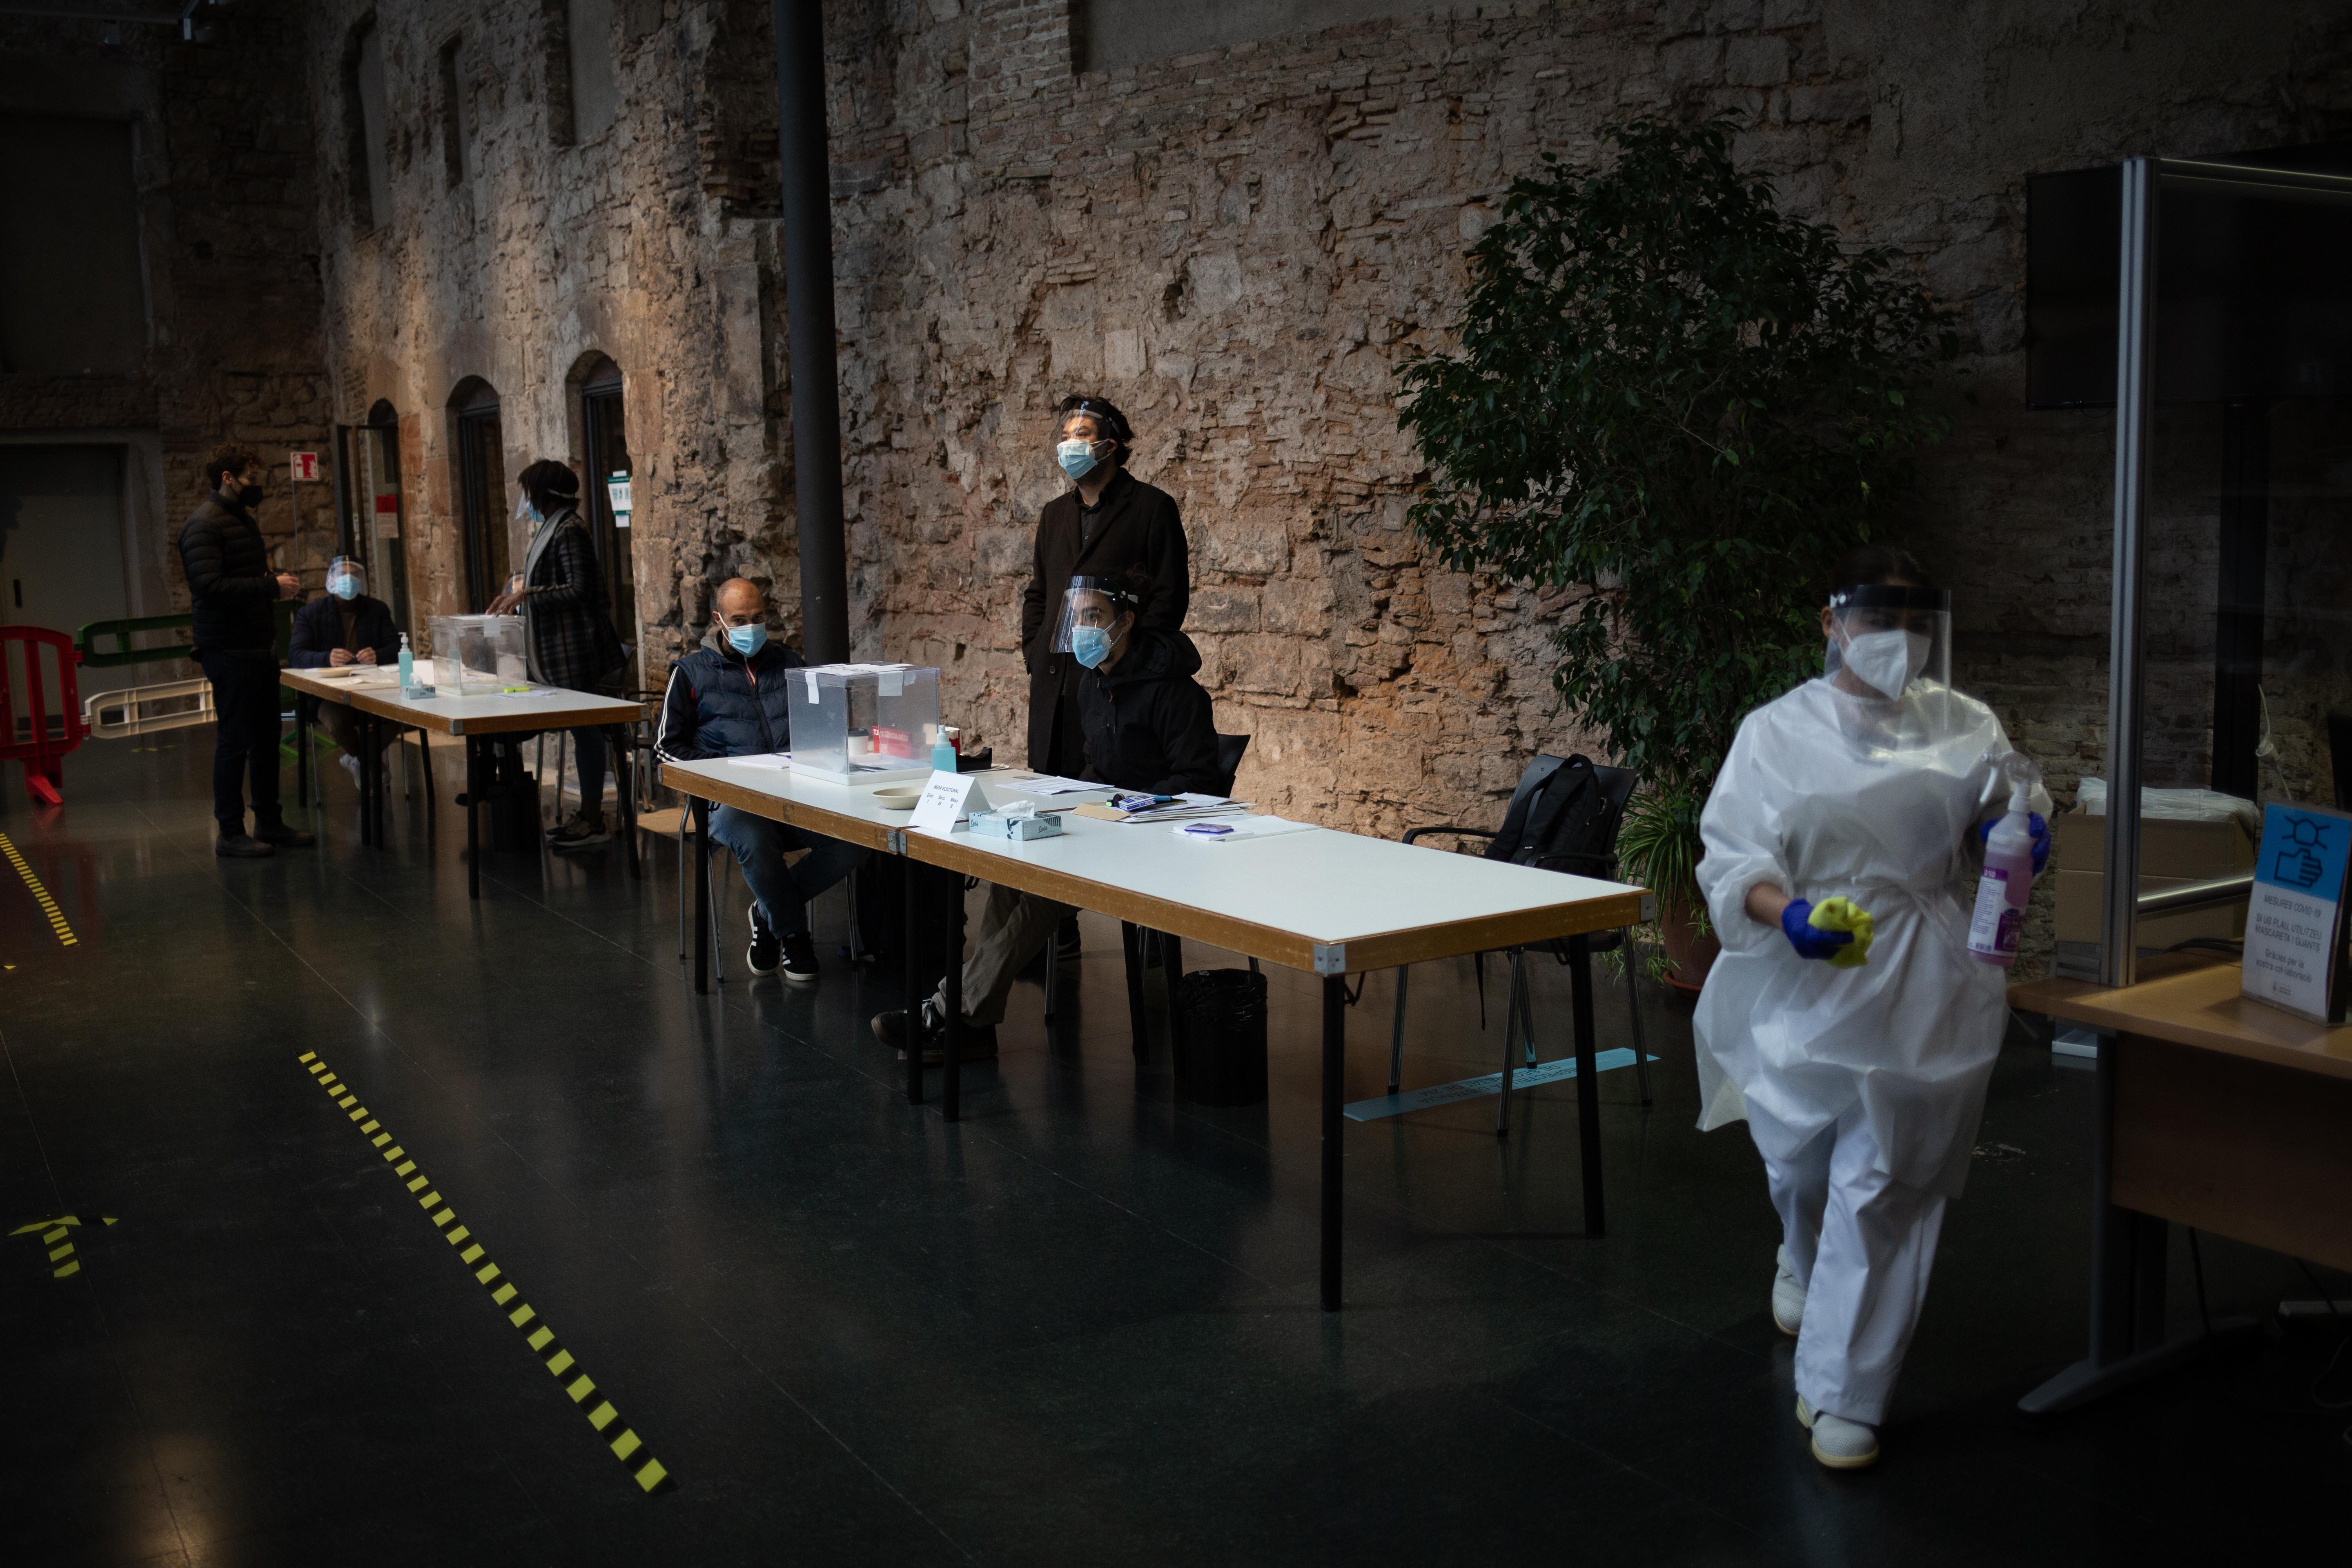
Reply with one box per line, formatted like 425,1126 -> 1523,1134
1183,823 -> 1234,837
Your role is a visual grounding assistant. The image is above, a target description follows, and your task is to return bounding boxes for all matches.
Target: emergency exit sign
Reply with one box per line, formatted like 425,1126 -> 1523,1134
290,451 -> 320,481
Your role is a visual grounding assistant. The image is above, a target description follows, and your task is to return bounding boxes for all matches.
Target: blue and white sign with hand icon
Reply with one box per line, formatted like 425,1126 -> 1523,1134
2241,802 -> 2352,1023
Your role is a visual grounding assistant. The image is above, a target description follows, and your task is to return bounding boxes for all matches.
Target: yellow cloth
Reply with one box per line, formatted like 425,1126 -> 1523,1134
1808,896 -> 1875,969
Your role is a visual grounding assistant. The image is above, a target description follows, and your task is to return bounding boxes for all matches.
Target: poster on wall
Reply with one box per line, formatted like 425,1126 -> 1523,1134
2240,800 -> 2352,1025
607,473 -> 632,529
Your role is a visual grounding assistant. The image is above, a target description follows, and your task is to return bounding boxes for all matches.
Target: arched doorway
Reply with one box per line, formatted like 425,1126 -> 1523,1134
448,377 -> 506,611
359,399 -> 413,631
577,354 -> 636,687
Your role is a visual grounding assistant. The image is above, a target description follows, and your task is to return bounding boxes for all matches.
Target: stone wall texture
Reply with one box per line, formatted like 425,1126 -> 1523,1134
1,4 -> 339,603
296,1 -> 2352,914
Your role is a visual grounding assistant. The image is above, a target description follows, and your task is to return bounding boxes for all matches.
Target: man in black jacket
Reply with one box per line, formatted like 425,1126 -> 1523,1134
287,557 -> 404,789
178,442 -> 312,858
874,571 -> 1231,1062
655,577 -> 862,982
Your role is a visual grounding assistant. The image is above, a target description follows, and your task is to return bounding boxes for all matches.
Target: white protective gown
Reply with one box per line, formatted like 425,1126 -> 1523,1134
1693,676 -> 2051,1199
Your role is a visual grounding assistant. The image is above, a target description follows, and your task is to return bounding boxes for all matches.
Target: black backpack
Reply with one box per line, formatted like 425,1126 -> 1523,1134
1485,754 -> 1619,879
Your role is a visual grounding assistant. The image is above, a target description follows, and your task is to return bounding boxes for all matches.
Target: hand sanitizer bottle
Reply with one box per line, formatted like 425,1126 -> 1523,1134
931,724 -> 960,774
397,631 -> 416,697
1969,753 -> 2040,967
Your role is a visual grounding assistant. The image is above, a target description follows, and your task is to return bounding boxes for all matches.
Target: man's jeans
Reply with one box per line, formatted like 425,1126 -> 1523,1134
199,648 -> 285,834
707,805 -> 861,936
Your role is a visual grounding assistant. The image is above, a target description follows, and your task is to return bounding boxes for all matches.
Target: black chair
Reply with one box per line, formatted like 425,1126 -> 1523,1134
1391,755 -> 1652,1133
1101,733 -> 1256,1047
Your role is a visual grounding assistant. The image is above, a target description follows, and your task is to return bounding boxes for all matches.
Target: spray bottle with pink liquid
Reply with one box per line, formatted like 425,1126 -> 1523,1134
1968,753 -> 2042,967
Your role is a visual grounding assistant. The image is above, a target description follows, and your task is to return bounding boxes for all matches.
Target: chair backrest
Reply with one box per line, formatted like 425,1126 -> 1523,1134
1484,753 -> 1633,879
1215,732 -> 1250,781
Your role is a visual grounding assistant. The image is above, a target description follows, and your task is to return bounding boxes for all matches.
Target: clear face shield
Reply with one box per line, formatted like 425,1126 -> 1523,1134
1823,584 -> 1951,700
326,555 -> 368,600
1051,575 -> 1116,653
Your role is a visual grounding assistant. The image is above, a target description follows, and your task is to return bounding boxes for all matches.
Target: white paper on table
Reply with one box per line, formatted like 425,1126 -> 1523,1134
1169,815 -> 1319,844
1117,793 -> 1244,821
993,773 -> 1109,797
909,770 -> 991,835
733,752 -> 793,770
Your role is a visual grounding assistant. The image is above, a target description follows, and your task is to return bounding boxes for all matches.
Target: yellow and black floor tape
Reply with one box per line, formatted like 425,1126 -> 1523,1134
298,1051 -> 673,1495
10,1214 -> 116,1277
0,831 -> 77,947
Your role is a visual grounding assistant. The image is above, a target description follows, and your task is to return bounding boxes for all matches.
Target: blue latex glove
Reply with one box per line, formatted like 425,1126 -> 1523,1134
1977,813 -> 2051,875
1779,898 -> 1855,962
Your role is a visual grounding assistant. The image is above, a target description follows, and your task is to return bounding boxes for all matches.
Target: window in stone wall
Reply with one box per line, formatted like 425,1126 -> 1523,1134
0,114 -> 145,376
344,16 -> 392,230
562,0 -> 618,145
438,33 -> 472,189
1071,0 -> 1442,74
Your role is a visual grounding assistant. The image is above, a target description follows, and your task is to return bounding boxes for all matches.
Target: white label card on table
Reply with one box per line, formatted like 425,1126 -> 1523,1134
2241,800 -> 2352,1024
909,771 -> 991,835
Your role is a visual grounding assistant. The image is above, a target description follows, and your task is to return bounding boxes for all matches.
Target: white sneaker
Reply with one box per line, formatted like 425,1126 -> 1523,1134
340,753 -> 361,786
1772,1245 -> 1806,1336
1795,1395 -> 1880,1469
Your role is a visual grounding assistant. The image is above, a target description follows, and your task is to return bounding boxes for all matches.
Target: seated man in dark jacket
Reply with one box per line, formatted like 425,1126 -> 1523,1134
288,557 -> 403,788
655,577 -> 863,983
873,568 -> 1231,1061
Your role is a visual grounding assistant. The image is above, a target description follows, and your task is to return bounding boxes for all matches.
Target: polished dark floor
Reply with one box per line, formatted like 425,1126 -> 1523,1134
1,731 -> 2346,1566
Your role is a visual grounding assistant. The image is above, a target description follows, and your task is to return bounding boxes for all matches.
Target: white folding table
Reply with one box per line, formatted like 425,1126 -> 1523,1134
662,756 -> 1646,1310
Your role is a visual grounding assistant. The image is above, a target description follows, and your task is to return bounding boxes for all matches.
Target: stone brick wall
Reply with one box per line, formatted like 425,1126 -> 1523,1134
0,2 -> 339,607
296,1 -> 2352,973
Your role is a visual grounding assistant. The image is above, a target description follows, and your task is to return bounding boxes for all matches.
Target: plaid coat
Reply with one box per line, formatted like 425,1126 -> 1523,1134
522,509 -> 624,690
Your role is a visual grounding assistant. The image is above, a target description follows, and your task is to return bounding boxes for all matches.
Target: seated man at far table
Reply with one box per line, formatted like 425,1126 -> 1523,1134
872,567 -> 1232,1063
287,556 -> 403,788
655,577 -> 864,984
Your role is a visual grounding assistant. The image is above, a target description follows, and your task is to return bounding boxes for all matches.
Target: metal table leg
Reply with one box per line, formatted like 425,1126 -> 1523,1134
369,710 -> 388,846
297,707 -> 311,810
942,875 -> 965,1123
693,797 -> 711,995
1121,921 -> 1149,1058
1321,972 -> 1346,1312
420,727 -> 436,839
1165,933 -> 1187,1085
1571,934 -> 1605,1237
360,710 -> 377,847
903,857 -> 923,1104
465,736 -> 481,900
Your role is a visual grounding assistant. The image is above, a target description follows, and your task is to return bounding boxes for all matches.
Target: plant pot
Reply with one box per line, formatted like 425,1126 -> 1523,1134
1657,883 -> 1720,997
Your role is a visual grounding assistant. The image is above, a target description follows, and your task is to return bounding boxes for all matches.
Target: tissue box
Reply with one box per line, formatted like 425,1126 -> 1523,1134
788,664 -> 942,784
970,809 -> 1062,841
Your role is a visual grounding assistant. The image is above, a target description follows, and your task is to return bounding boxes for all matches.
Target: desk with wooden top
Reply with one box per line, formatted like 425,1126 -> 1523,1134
661,755 -> 1648,1310
281,666 -> 647,897
2013,955 -> 2352,1412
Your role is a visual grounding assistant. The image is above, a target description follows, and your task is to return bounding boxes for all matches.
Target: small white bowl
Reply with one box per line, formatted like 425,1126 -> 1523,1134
874,785 -> 925,811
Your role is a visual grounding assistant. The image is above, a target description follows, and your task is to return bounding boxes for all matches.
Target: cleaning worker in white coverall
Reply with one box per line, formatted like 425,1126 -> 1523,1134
1694,545 -> 2051,1471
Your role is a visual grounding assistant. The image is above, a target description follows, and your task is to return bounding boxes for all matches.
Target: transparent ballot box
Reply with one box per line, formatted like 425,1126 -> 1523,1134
788,664 -> 942,784
428,614 -> 527,695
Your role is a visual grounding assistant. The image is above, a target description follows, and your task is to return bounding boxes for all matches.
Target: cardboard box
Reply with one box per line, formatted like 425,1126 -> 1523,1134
2049,812 -> 2255,948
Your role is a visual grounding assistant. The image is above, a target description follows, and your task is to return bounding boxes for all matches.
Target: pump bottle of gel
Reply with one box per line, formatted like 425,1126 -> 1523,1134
1968,754 -> 2040,967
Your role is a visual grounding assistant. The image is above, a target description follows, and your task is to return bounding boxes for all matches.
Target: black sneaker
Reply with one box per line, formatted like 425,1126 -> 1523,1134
871,1000 -> 997,1064
216,832 -> 274,859
779,929 -> 819,985
1053,915 -> 1082,966
252,821 -> 316,848
747,907 -> 781,975
548,813 -> 610,851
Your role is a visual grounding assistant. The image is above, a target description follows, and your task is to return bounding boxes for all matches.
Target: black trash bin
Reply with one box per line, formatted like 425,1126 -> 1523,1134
1174,968 -> 1269,1107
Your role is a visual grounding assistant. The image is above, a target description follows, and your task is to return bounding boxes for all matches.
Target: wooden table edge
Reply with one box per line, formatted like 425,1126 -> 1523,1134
2013,967 -> 2352,1083
659,761 -> 902,853
281,668 -> 645,735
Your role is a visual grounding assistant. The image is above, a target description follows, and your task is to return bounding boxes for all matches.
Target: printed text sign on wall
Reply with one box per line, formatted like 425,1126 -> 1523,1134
2241,800 -> 2352,1025
290,451 -> 319,481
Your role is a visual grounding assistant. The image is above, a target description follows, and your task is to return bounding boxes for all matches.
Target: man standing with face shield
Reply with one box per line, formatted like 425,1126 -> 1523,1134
1694,545 -> 2052,1473
288,556 -> 404,788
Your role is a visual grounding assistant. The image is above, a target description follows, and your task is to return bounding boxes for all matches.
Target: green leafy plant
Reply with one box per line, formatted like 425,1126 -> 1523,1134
1396,113 -> 1956,900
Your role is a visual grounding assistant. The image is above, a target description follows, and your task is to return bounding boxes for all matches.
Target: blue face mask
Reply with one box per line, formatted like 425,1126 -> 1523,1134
328,576 -> 360,600
1071,625 -> 1113,669
726,622 -> 768,657
1056,439 -> 1100,481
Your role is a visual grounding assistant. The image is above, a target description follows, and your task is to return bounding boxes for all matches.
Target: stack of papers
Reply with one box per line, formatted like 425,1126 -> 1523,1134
1170,815 -> 1319,844
993,774 -> 1111,799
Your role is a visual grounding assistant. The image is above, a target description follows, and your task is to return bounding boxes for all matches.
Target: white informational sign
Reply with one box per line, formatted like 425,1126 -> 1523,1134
374,493 -> 400,539
290,450 -> 320,481
2241,800 -> 2352,1024
909,771 -> 990,836
607,473 -> 632,528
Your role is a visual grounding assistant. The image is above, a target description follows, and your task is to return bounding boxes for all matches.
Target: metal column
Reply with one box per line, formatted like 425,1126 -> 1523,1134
2099,156 -> 2156,991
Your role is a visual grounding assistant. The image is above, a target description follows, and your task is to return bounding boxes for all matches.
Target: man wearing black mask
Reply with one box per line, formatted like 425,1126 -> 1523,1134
178,442 -> 312,858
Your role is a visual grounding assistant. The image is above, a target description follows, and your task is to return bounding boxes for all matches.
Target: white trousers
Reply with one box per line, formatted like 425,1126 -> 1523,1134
1748,1097 -> 1948,1427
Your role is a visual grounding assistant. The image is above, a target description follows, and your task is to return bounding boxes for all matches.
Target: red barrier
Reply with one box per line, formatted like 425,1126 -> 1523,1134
0,626 -> 87,806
